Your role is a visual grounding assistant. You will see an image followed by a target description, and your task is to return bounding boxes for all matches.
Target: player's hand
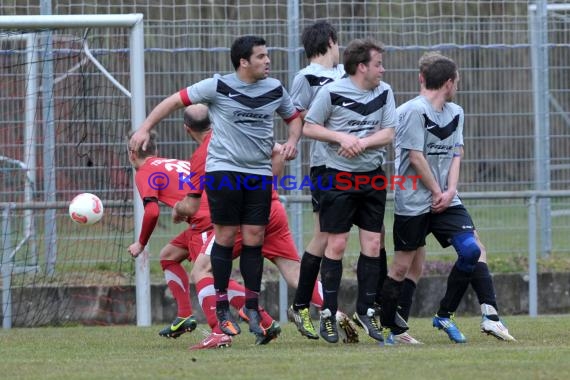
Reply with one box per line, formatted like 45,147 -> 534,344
337,134 -> 364,158
130,129 -> 150,151
432,190 -> 455,213
172,202 -> 187,224
280,141 -> 298,160
128,242 -> 145,258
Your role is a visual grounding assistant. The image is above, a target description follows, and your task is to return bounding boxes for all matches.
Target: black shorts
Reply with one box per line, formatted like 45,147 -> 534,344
319,167 -> 386,234
204,170 -> 272,226
309,165 -> 327,213
393,205 -> 476,251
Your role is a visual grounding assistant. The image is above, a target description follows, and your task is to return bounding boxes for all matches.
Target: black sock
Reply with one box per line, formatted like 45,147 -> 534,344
380,277 -> 404,328
210,241 -> 234,293
240,244 -> 263,310
356,253 -> 380,315
437,264 -> 472,318
320,256 -> 342,315
471,262 -> 499,318
375,248 -> 388,305
293,251 -> 322,310
398,278 -> 417,322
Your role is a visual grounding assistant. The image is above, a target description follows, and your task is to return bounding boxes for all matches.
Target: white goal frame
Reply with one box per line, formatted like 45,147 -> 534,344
0,14 -> 149,327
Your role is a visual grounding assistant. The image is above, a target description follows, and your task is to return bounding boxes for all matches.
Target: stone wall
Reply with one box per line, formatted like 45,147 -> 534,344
4,273 -> 570,327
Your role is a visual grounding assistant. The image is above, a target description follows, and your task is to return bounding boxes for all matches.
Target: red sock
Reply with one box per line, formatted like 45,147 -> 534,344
160,260 -> 192,317
195,277 -> 223,334
258,307 -> 275,329
310,280 -> 323,308
227,279 -> 245,310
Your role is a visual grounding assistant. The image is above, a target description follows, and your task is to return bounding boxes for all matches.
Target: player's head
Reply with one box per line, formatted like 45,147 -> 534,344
343,38 -> 385,88
127,130 -> 157,167
302,21 -> 339,61
418,52 -> 458,98
230,36 -> 269,70
184,104 -> 211,135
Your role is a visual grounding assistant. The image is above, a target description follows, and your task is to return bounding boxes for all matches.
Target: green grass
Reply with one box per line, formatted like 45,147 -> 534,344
1,315 -> 570,379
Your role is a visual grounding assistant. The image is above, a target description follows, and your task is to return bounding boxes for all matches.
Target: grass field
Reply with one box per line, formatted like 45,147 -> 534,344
1,315 -> 570,380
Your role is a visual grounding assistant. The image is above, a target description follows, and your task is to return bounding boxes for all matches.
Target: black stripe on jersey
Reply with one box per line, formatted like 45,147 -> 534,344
351,126 -> 377,134
423,114 -> 460,140
305,75 -> 334,87
330,90 -> 389,116
427,152 -> 451,156
217,80 -> 283,109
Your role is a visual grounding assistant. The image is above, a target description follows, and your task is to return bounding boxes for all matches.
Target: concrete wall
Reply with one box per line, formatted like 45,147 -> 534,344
4,273 -> 570,327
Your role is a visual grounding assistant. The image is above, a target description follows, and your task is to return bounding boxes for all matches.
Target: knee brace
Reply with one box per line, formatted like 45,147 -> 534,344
450,231 -> 481,273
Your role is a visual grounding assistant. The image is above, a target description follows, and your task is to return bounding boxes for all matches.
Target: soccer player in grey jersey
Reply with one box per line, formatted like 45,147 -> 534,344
287,21 -> 358,341
380,52 -> 515,343
130,35 -> 302,343
303,38 -> 396,343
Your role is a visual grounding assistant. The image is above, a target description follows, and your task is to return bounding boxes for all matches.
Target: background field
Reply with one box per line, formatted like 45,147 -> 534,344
2,315 -> 570,380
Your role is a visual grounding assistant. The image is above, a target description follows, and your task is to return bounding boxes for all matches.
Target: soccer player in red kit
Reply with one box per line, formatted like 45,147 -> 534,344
127,130 -> 255,342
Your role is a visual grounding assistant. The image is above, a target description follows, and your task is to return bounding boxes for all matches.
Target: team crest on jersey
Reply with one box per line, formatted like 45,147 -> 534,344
423,114 -> 460,140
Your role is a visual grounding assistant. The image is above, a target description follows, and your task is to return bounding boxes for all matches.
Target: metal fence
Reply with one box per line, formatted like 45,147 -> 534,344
3,1 -> 568,256
1,1 -> 569,326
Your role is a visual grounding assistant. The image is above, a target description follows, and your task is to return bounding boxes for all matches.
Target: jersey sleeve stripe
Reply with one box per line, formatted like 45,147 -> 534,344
283,110 -> 301,124
179,88 -> 192,106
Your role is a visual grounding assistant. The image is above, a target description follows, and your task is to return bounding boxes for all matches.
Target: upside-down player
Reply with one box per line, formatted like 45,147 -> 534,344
127,129 -> 261,340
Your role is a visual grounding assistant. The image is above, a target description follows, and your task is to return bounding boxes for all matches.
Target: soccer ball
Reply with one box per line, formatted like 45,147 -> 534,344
69,193 -> 104,225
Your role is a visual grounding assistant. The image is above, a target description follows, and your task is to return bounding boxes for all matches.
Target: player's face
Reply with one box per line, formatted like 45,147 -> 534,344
245,45 -> 270,80
127,145 -> 137,167
362,50 -> 385,90
330,39 -> 340,66
446,71 -> 460,101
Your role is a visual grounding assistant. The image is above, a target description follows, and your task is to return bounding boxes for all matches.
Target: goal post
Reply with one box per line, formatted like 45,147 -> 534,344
0,14 -> 150,327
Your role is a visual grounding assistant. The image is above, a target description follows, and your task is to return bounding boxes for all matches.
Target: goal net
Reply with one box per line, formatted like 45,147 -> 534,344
0,15 -> 146,328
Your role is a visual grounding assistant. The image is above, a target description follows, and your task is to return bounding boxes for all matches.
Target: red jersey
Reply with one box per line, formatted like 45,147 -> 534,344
135,156 -> 211,233
186,132 -> 211,195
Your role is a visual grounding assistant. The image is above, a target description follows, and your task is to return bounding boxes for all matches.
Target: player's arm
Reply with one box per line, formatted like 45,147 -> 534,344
272,142 -> 285,177
289,73 -> 311,122
131,92 -> 186,151
356,127 -> 395,150
409,149 -> 443,206
280,113 -> 302,161
172,194 -> 201,223
304,121 -> 363,158
432,145 -> 462,213
128,196 -> 160,258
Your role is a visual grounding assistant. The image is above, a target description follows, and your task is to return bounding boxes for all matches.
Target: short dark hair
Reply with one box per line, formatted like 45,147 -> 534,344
184,105 -> 211,132
343,38 -> 384,76
301,21 -> 338,59
418,52 -> 458,90
230,35 -> 266,70
127,130 -> 157,158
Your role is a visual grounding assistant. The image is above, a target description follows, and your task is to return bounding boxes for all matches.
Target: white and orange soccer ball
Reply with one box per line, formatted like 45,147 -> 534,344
68,193 -> 104,225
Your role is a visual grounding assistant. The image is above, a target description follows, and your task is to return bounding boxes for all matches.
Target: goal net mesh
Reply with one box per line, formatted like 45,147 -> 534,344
1,26 -> 135,326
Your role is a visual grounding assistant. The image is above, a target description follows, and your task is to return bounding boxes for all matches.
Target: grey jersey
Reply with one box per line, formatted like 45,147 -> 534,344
290,63 -> 346,167
394,95 -> 464,216
304,77 -> 398,172
184,73 -> 298,176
